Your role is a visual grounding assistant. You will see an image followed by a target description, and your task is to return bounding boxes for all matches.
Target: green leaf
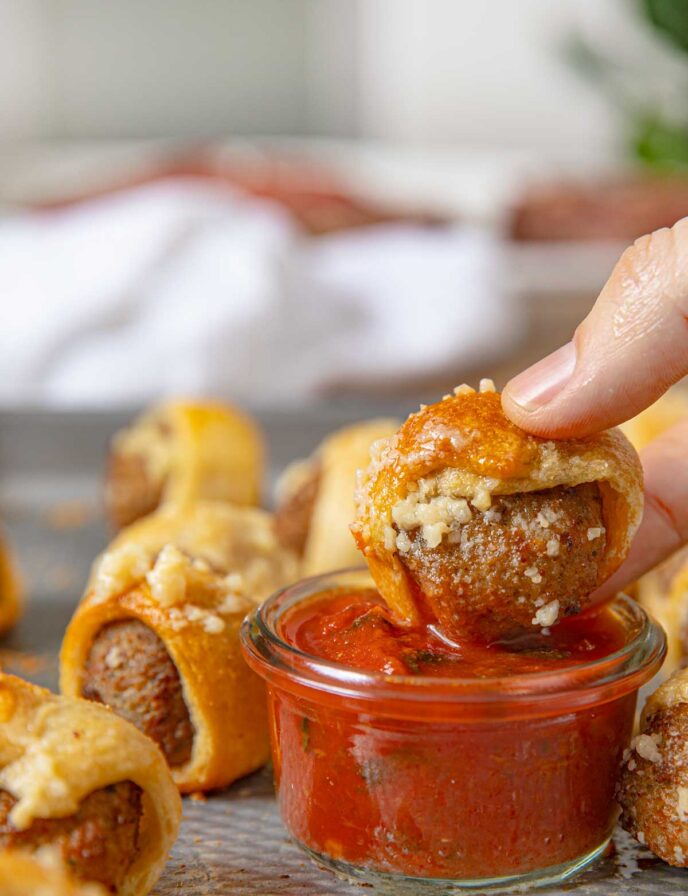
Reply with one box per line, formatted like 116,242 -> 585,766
634,117 -> 688,169
643,0 -> 688,53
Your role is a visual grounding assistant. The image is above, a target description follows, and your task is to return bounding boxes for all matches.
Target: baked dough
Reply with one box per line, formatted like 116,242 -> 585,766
105,399 -> 264,528
0,850 -> 107,896
620,386 -> 688,452
617,667 -> 688,866
0,674 -> 180,896
276,419 -> 399,575
61,501 -> 298,792
621,386 -> 688,675
352,385 -> 643,625
0,531 -> 22,635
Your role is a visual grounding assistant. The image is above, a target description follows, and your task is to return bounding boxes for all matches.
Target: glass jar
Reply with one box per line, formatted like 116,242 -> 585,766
241,569 -> 665,892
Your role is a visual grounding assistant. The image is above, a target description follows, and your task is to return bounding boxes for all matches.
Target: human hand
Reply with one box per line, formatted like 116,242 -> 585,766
502,220 -> 688,597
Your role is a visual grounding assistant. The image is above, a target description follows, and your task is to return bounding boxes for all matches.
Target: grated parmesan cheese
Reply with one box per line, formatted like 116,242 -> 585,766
546,537 -> 560,557
532,599 -> 560,627
632,733 -> 662,764
677,786 -> 688,822
524,566 -> 543,585
146,544 -> 188,607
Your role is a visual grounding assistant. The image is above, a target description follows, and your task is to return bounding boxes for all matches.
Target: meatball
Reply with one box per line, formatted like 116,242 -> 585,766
0,782 -> 141,892
617,676 -> 688,866
83,620 -> 194,767
105,451 -> 164,531
274,464 -> 321,556
398,483 -> 606,638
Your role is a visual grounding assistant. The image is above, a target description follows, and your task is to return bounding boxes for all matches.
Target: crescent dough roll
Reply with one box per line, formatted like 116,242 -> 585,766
352,383 -> 643,637
621,387 -> 688,675
105,399 -> 264,529
620,386 -> 688,452
636,552 -> 688,677
0,531 -> 22,635
61,501 -> 298,792
0,851 -> 107,896
274,419 -> 399,575
0,674 -> 180,896
617,667 -> 688,866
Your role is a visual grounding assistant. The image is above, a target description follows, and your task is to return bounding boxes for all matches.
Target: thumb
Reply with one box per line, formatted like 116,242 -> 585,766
502,219 -> 688,438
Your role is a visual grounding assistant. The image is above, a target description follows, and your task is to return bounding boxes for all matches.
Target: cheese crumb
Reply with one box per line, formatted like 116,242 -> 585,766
396,530 -> 412,553
453,384 -> 475,396
104,646 -> 125,669
587,527 -> 605,541
536,512 -> 550,529
677,786 -> 688,822
532,599 -> 560,627
479,378 -> 496,393
471,489 -> 492,512
384,525 -> 397,551
525,566 -> 543,585
632,733 -> 662,764
93,543 -> 151,602
546,538 -> 560,557
202,614 -> 225,634
146,544 -> 188,607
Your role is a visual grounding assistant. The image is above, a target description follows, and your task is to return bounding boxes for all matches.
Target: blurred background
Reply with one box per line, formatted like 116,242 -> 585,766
3,0 -> 688,411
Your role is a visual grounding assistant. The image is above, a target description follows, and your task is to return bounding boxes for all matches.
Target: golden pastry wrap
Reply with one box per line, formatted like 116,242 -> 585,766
621,387 -> 688,675
105,399 -> 264,528
0,532 -> 22,635
620,387 -> 688,452
0,675 -> 180,896
637,553 -> 688,676
352,387 -> 644,624
0,850 -> 106,896
276,419 -> 399,575
61,501 -> 298,792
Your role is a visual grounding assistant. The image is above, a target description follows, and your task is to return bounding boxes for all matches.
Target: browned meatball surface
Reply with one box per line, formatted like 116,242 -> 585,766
83,620 -> 194,767
0,782 -> 141,892
400,483 -> 606,638
105,451 -> 164,530
617,701 -> 688,866
274,465 -> 321,556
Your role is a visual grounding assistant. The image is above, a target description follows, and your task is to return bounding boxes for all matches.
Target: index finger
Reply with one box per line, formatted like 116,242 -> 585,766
502,219 -> 688,439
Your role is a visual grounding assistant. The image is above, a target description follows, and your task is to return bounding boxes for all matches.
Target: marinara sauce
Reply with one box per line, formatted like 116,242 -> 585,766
242,573 -> 665,885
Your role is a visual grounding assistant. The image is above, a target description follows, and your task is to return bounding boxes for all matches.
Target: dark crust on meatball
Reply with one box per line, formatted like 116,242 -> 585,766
400,483 -> 606,638
83,620 -> 195,768
617,702 -> 688,866
0,782 -> 141,892
274,464 -> 321,556
105,450 -> 164,531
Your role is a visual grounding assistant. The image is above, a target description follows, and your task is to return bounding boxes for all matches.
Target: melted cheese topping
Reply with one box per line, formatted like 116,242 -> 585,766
0,676 -> 180,836
90,501 -> 298,613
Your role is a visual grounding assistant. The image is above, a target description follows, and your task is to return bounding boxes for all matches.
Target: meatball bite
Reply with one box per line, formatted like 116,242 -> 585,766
617,669 -> 688,866
352,386 -> 642,638
274,462 -> 321,557
83,620 -> 195,767
105,450 -> 165,531
398,483 -> 606,638
0,782 -> 141,892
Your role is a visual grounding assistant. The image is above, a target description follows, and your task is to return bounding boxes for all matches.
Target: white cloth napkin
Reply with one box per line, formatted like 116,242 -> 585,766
0,179 -> 520,406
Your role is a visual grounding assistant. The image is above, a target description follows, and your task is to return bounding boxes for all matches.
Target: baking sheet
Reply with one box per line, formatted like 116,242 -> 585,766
0,407 -> 686,896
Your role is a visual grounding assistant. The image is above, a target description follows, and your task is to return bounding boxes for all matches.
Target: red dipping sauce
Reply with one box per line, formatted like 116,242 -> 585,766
242,571 -> 665,890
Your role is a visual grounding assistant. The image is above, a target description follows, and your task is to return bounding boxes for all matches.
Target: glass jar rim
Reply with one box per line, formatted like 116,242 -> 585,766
241,568 -> 666,719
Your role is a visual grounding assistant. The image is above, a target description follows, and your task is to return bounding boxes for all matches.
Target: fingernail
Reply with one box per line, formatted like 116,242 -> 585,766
506,342 -> 577,411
